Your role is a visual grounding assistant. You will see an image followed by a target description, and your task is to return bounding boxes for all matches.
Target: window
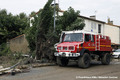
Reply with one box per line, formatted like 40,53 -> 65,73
115,49 -> 120,52
94,23 -> 96,29
98,24 -> 101,33
91,22 -> 93,29
85,34 -> 91,42
91,35 -> 94,42
85,34 -> 94,42
61,33 -> 65,42
91,22 -> 96,30
63,33 -> 83,42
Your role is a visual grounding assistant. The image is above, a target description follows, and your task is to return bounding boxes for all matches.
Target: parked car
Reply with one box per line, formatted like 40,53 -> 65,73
112,49 -> 120,59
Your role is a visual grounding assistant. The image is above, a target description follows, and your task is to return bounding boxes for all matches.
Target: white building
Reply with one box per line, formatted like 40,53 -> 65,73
79,15 -> 120,46
79,15 -> 105,34
104,23 -> 120,45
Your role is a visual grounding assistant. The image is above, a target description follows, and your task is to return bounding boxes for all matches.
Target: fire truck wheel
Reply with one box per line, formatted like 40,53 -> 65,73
78,53 -> 90,68
101,53 -> 111,65
57,57 -> 69,66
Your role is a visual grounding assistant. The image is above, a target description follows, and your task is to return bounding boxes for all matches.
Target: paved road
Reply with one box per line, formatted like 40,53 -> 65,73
0,59 -> 120,80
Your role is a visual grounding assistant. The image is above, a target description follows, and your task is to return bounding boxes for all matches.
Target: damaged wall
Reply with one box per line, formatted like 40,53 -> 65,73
9,34 -> 30,54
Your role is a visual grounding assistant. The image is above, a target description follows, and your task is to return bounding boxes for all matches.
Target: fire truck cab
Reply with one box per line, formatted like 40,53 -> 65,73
54,30 -> 112,68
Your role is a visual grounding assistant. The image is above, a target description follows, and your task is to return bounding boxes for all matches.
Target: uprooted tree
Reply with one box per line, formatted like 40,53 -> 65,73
35,0 -> 54,60
26,0 -> 85,60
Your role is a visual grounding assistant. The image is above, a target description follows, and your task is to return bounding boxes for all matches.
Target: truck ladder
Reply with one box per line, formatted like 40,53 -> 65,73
95,35 -> 100,51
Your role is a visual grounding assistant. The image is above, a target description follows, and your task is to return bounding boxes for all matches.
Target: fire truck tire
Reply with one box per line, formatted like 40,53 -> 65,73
57,57 -> 69,66
101,53 -> 111,65
78,53 -> 90,68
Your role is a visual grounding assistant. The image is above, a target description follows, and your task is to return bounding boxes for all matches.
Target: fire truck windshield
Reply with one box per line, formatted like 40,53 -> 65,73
63,33 -> 83,42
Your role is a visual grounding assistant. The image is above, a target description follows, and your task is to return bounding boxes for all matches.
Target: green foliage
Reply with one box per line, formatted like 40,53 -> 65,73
0,9 -> 30,65
0,9 -> 29,44
0,43 -> 11,56
37,0 -> 54,32
25,12 -> 37,52
56,7 -> 85,32
35,0 -> 54,59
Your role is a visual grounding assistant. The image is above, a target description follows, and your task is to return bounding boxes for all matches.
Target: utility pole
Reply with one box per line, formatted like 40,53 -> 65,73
53,0 -> 56,32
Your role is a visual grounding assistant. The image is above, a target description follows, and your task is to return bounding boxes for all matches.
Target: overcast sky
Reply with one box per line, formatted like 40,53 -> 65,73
0,0 -> 120,25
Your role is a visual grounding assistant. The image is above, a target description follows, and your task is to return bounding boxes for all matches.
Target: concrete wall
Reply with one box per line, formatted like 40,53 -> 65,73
9,34 -> 30,54
104,24 -> 120,44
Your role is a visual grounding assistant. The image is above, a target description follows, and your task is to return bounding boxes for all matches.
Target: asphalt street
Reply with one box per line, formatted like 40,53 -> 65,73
0,59 -> 120,80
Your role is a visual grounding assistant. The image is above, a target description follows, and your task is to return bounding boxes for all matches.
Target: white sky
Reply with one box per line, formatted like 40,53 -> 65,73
0,0 -> 120,25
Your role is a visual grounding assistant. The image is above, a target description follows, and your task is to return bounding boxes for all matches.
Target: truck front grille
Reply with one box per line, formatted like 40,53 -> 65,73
57,46 -> 75,51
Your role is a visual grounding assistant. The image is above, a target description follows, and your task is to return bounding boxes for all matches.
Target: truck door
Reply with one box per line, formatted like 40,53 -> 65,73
84,34 -> 95,51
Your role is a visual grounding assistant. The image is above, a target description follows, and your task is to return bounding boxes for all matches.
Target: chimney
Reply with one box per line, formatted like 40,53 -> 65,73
107,18 -> 113,25
108,18 -> 110,23
110,21 -> 113,25
90,15 -> 96,19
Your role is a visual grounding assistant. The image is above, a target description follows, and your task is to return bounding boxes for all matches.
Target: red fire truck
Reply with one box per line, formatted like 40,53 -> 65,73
54,30 -> 112,68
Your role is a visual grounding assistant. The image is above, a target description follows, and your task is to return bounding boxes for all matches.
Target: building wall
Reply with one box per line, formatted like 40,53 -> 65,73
119,27 -> 120,44
82,19 -> 104,35
104,24 -> 120,44
79,17 -> 120,45
9,34 -> 30,53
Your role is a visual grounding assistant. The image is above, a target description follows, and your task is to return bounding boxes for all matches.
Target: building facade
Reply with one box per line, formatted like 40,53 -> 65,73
104,23 -> 120,45
79,15 -> 120,46
79,15 -> 105,35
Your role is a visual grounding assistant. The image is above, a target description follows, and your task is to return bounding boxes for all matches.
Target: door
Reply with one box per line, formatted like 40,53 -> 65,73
84,34 -> 95,51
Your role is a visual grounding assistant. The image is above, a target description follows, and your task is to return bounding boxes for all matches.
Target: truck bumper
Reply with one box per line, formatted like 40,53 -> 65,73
54,52 -> 80,57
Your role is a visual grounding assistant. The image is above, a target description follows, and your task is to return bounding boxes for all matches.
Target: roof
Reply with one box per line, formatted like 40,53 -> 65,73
111,43 -> 120,46
78,15 -> 120,28
78,15 -> 105,23
10,34 -> 25,41
106,23 -> 120,28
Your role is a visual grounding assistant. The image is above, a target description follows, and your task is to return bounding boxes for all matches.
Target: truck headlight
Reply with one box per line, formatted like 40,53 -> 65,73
57,47 -> 61,50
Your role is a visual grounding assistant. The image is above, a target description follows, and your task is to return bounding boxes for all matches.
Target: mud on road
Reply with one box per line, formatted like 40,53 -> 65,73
0,59 -> 120,80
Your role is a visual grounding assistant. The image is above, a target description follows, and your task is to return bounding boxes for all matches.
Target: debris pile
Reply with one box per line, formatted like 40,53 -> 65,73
0,58 -> 56,76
